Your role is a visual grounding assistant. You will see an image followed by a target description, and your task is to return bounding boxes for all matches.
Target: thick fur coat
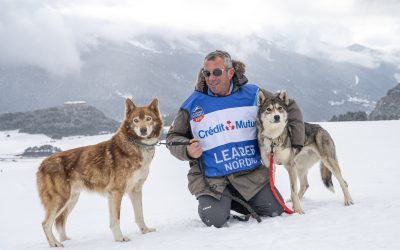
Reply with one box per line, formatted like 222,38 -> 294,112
37,99 -> 163,247
257,91 -> 353,214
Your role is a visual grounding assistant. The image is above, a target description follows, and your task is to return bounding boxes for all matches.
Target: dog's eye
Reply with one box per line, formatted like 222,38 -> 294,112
266,108 -> 272,112
277,106 -> 283,111
133,119 -> 139,123
146,117 -> 152,121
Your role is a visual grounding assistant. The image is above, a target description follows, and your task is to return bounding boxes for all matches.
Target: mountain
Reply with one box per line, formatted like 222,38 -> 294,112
0,102 -> 119,138
369,83 -> 400,120
0,35 -> 399,122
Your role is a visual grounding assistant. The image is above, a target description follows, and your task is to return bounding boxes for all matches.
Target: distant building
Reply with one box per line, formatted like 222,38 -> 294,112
64,101 -> 87,105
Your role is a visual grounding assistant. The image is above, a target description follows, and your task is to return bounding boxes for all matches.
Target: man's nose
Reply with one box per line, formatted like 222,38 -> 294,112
208,74 -> 218,80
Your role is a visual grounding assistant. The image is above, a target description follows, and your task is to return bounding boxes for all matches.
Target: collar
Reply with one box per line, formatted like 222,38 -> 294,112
125,136 -> 158,148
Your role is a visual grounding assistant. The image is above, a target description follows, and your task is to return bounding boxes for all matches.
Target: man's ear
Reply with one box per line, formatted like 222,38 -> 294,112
279,90 -> 289,105
257,90 -> 266,107
125,98 -> 136,117
228,67 -> 235,79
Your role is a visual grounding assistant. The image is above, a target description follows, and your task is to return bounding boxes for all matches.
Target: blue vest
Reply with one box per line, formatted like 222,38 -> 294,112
181,84 -> 262,177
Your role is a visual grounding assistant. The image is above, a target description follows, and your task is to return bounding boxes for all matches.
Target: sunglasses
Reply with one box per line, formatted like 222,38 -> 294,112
202,68 -> 226,78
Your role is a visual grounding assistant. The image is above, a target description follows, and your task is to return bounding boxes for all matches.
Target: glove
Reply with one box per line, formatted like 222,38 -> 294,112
292,145 -> 303,156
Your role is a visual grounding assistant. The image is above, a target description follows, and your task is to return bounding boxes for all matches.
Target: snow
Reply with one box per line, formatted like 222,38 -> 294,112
355,75 -> 359,86
64,101 -> 87,105
329,100 -> 345,106
1,121 -> 400,250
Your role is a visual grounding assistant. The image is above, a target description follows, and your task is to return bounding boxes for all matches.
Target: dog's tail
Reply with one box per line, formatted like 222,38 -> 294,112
320,162 -> 335,193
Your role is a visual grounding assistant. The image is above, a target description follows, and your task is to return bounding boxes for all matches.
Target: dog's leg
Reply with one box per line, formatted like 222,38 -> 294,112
297,169 -> 310,200
322,157 -> 354,206
128,186 -> 155,234
285,164 -> 304,214
292,148 -> 320,201
108,191 -> 130,242
55,192 -> 80,242
42,198 -> 69,247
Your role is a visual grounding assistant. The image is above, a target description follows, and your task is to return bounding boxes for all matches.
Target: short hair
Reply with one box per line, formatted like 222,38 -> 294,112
204,50 -> 233,69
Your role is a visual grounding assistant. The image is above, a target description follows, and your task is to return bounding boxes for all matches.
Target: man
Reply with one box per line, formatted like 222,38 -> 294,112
166,50 -> 305,228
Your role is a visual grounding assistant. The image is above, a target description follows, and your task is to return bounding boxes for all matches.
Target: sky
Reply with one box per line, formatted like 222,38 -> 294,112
0,0 -> 399,74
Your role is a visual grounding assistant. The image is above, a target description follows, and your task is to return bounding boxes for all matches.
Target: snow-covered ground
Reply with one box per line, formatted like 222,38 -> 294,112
1,121 -> 400,250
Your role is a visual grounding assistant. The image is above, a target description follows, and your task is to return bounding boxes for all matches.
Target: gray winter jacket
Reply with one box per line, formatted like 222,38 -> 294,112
166,60 -> 305,200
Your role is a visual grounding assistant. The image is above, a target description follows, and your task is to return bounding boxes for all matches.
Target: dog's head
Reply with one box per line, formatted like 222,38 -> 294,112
257,90 -> 289,136
123,98 -> 163,140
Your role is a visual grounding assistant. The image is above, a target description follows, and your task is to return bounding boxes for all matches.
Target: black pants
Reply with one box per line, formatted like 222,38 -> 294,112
198,184 -> 284,228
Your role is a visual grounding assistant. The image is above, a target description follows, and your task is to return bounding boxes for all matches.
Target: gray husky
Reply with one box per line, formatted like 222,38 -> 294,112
256,90 -> 354,214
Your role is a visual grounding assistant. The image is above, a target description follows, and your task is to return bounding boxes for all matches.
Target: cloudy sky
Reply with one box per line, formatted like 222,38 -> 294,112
0,0 -> 399,74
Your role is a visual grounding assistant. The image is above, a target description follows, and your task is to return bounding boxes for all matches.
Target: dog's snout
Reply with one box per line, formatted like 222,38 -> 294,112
274,115 -> 280,122
140,127 -> 147,135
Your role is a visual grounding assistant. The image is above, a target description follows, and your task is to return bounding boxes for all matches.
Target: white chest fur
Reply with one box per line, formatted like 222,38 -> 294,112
273,147 -> 292,165
260,137 -> 291,165
125,147 -> 155,192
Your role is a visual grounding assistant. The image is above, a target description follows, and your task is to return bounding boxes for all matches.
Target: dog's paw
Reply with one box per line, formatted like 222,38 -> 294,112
141,227 -> 156,234
115,236 -> 130,242
294,206 -> 305,214
344,199 -> 354,206
49,240 -> 64,247
60,236 -> 71,242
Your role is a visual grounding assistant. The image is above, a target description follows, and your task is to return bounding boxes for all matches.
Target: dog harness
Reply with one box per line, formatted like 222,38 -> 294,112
181,84 -> 262,177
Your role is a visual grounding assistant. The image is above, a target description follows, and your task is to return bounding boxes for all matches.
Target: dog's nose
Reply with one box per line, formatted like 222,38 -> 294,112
274,115 -> 280,122
140,127 -> 147,135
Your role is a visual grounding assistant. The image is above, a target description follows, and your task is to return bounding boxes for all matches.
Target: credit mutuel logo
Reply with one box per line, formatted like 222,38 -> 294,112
198,120 -> 255,139
192,105 -> 205,122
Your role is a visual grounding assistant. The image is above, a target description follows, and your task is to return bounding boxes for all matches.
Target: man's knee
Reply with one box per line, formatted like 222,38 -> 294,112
198,206 -> 230,228
198,194 -> 231,228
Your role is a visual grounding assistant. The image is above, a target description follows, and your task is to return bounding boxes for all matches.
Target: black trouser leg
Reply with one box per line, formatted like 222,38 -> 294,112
198,188 -> 232,228
248,184 -> 284,217
197,184 -> 284,228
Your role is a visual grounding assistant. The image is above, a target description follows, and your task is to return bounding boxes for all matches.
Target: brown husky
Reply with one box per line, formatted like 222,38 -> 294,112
37,98 -> 163,247
257,91 -> 353,214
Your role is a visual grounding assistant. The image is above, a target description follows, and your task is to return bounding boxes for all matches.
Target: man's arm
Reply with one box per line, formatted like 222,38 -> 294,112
287,99 -> 305,148
259,89 -> 305,148
166,109 -> 196,161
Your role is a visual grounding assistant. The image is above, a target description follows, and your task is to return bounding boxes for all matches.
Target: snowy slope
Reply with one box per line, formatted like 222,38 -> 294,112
1,121 -> 400,250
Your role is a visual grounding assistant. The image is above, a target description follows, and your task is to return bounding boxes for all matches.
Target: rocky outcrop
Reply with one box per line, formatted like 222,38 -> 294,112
369,83 -> 400,120
0,103 -> 119,139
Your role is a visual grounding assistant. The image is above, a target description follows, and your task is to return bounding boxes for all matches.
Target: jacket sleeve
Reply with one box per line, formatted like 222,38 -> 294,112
259,88 -> 305,147
166,109 -> 195,161
287,99 -> 305,147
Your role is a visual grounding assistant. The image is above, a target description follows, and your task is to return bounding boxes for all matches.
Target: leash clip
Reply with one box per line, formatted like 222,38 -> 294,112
270,141 -> 276,154
157,141 -> 192,146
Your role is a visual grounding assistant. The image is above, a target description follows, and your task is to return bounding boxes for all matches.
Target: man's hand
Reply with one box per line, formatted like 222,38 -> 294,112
187,139 -> 202,158
292,146 -> 302,156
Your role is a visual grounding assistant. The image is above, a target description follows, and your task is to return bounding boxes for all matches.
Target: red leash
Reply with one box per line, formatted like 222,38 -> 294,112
269,146 -> 294,214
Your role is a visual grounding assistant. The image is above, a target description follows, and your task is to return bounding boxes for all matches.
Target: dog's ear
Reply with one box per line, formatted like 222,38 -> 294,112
257,90 -> 266,107
148,98 -> 160,113
125,98 -> 136,116
278,90 -> 289,106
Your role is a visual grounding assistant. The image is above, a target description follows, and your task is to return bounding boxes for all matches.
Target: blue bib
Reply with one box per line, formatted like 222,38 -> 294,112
181,84 -> 262,177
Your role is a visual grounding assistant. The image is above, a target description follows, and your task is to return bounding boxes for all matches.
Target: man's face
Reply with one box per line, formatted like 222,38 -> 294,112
203,57 -> 234,96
